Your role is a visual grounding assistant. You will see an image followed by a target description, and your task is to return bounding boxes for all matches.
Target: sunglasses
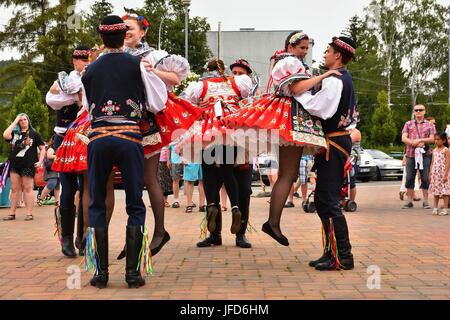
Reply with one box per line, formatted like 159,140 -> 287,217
414,109 -> 425,112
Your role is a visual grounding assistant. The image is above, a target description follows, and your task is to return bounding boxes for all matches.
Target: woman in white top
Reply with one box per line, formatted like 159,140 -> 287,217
225,32 -> 340,246
116,14 -> 201,259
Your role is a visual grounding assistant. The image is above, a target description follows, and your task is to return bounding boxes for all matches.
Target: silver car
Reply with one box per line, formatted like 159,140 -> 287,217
366,149 -> 403,180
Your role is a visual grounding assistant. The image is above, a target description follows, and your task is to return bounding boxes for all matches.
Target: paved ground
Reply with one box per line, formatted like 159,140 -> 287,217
0,181 -> 449,300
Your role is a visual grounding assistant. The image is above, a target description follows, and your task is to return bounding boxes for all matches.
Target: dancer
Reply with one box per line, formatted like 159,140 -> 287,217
183,58 -> 252,246
225,32 -> 337,246
298,36 -> 359,271
197,59 -> 256,248
82,15 -> 167,288
46,45 -> 90,257
115,13 -> 202,260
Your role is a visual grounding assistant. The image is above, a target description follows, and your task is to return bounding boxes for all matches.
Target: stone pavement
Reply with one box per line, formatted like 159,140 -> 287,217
0,182 -> 449,300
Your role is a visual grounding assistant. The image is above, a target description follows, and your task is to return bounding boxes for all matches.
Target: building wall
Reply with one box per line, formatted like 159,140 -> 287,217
207,30 -> 314,92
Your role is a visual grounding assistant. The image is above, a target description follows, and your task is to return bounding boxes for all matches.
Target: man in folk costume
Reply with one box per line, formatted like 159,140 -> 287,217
198,58 -> 255,248
46,45 -> 90,258
228,58 -> 257,248
82,15 -> 167,288
296,36 -> 359,271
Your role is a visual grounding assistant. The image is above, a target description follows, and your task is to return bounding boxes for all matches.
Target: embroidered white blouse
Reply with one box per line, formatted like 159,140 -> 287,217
183,74 -> 253,105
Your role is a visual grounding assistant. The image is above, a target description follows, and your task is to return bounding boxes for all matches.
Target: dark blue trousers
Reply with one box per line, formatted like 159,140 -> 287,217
314,135 -> 352,219
88,136 -> 145,228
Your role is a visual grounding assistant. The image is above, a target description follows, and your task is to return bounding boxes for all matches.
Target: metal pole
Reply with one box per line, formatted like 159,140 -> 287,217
184,6 -> 189,61
218,21 -> 221,59
158,16 -> 165,50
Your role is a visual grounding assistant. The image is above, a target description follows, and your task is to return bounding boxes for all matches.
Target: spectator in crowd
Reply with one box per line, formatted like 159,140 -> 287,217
399,152 -> 422,201
158,147 -> 173,208
182,159 -> 206,213
168,144 -> 183,208
429,132 -> 449,216
401,104 -> 436,209
37,135 -> 60,206
3,113 -> 45,221
349,128 -> 361,202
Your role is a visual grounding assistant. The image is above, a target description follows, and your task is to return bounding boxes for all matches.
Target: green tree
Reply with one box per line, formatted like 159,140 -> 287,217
0,0 -> 95,92
370,91 -> 397,146
126,0 -> 211,73
401,0 -> 449,106
84,0 -> 114,42
9,76 -> 49,141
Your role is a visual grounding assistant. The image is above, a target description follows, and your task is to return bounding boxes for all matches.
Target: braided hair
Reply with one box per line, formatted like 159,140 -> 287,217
206,58 -> 227,80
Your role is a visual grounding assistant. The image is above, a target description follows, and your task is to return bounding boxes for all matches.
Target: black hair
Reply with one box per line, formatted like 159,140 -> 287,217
284,31 -> 309,51
75,44 -> 91,51
435,132 -> 449,148
99,15 -> 127,49
329,36 -> 356,65
101,33 -> 126,49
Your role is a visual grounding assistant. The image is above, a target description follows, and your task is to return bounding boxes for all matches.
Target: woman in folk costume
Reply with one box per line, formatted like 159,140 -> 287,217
115,13 -> 202,260
182,58 -> 252,240
51,47 -> 116,256
225,31 -> 340,246
46,46 -> 101,257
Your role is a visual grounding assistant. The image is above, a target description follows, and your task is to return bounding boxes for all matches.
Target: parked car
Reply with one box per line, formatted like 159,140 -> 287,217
365,149 -> 403,180
253,153 -> 278,186
355,148 -> 378,182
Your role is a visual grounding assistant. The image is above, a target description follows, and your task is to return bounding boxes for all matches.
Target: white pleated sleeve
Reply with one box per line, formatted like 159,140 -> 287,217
294,76 -> 343,120
45,85 -> 80,111
140,63 -> 168,113
234,74 -> 252,99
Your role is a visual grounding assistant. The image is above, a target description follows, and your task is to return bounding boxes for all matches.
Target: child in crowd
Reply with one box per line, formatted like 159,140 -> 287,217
429,132 -> 450,216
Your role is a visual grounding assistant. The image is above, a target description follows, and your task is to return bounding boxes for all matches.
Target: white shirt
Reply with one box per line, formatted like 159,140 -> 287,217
45,85 -> 80,134
294,77 -> 343,120
183,74 -> 252,105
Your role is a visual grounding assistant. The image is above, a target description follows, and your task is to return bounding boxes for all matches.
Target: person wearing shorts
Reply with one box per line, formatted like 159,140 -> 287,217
183,163 -> 205,213
168,145 -> 183,208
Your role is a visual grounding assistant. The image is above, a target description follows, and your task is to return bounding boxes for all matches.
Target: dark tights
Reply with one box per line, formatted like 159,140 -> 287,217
144,154 -> 167,249
267,146 -> 303,237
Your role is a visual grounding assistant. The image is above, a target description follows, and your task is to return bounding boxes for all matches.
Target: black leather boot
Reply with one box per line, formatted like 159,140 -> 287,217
206,204 -> 219,233
315,216 -> 354,271
309,218 -> 332,267
236,202 -> 251,248
117,243 -> 126,260
230,207 -> 242,234
89,228 -> 109,288
197,233 -> 222,247
197,208 -> 222,247
125,226 -> 146,288
60,207 -> 77,258
236,234 -> 251,248
74,205 -> 84,256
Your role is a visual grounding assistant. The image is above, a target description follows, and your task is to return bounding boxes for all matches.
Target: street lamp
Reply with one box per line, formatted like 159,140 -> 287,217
182,0 -> 191,61
158,15 -> 165,50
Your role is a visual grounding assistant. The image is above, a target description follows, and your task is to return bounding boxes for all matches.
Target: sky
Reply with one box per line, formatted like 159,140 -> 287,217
0,0 -> 448,63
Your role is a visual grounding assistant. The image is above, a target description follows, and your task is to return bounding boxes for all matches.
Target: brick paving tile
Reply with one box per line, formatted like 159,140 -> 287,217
1,183 -> 450,300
